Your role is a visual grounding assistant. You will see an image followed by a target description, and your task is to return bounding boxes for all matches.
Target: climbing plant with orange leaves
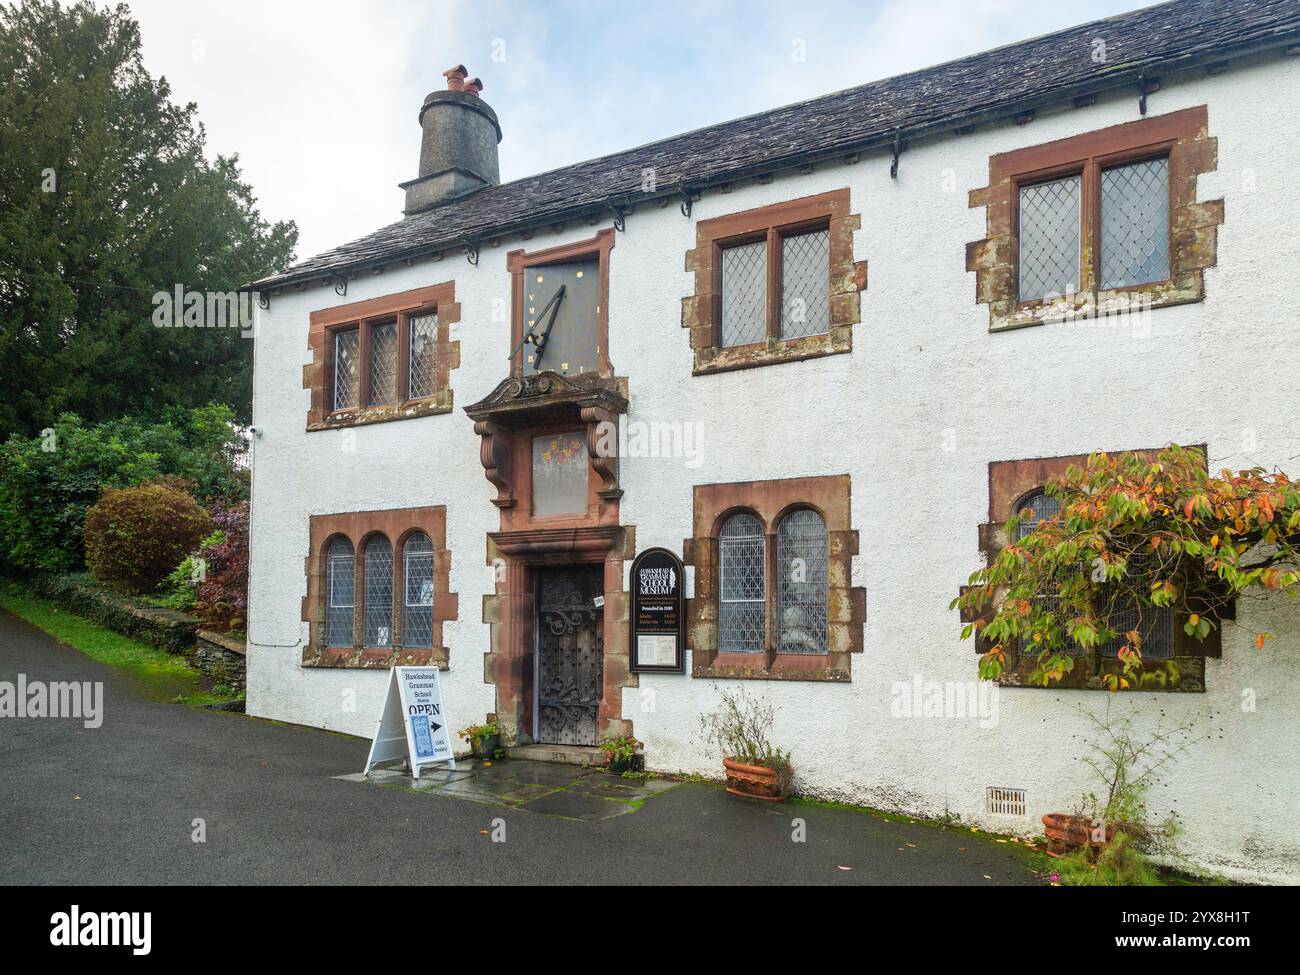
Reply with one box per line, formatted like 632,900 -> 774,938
954,445 -> 1300,689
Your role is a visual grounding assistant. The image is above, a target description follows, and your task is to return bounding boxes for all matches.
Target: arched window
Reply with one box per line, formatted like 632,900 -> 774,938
1014,490 -> 1061,540
777,509 -> 828,654
1013,491 -> 1078,655
719,512 -> 765,653
363,535 -> 393,647
402,532 -> 434,648
325,537 -> 354,647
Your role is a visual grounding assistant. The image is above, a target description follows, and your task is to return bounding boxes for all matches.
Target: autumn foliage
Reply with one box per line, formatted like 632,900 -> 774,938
954,445 -> 1300,689
193,501 -> 249,632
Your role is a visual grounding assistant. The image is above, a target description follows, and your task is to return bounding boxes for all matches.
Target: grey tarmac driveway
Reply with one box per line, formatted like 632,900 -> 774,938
0,610 -> 1043,886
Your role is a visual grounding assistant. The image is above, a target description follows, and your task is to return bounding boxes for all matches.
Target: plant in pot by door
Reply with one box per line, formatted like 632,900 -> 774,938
697,688 -> 793,801
457,721 -> 500,760
598,735 -> 642,774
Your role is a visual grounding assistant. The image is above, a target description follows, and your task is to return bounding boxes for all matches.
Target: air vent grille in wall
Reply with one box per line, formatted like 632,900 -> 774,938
986,786 -> 1027,816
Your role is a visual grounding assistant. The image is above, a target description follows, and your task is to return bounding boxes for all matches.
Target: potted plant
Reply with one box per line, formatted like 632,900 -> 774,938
457,721 -> 500,759
697,688 -> 793,801
1042,811 -> 1115,858
1043,701 -> 1199,862
598,735 -> 642,774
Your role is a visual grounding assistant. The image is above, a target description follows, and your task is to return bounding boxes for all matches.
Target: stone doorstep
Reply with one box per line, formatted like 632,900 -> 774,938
337,757 -> 679,822
504,743 -> 606,767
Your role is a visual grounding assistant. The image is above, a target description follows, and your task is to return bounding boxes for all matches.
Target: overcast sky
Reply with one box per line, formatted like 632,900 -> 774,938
125,0 -> 1151,262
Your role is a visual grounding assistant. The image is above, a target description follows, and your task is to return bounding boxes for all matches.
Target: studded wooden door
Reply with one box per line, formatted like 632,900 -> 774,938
535,566 -> 603,745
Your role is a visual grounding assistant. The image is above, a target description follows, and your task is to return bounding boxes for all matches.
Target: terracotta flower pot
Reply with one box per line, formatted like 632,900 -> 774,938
1042,812 -> 1115,858
723,757 -> 790,801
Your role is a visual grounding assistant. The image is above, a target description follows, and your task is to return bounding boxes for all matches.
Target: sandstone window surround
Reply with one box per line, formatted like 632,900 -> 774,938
685,475 -> 865,682
682,189 -> 867,374
302,506 -> 456,669
305,282 -> 461,430
967,106 -> 1223,332
960,449 -> 1222,692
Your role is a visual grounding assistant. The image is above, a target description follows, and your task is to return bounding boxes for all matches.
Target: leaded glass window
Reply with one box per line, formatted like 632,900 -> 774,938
720,240 -> 767,347
776,509 -> 828,654
408,313 -> 438,399
402,532 -> 434,649
1097,598 -> 1175,660
369,322 -> 397,406
333,328 -> 359,410
1014,491 -> 1062,541
363,535 -> 393,647
325,537 -> 354,647
719,512 -> 765,653
780,228 -> 829,339
1100,157 -> 1170,289
1018,175 -> 1081,301
1014,492 -> 1081,655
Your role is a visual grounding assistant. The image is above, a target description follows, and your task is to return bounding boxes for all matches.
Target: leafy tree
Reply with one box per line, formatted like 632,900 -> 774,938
0,1 -> 297,437
955,445 -> 1300,689
0,405 -> 247,573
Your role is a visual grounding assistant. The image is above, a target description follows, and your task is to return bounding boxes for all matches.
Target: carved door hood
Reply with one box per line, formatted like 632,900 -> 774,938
464,370 -> 628,509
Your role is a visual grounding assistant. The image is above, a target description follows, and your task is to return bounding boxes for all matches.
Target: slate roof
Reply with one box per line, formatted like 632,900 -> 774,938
252,0 -> 1300,291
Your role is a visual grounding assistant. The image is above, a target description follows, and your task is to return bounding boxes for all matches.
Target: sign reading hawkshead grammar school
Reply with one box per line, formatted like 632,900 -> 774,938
364,667 -> 455,778
629,548 -> 686,673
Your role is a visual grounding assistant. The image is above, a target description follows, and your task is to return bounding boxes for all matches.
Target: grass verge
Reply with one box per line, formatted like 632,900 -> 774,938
0,580 -> 239,708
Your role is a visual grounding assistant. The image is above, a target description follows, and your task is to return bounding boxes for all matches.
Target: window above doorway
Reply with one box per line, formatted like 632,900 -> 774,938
507,229 -> 614,379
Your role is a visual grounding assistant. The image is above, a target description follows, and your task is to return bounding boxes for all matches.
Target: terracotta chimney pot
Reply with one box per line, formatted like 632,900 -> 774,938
463,77 -> 484,97
443,64 -> 468,91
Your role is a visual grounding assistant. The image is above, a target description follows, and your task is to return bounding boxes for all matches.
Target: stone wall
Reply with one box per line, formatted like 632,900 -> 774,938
33,574 -> 196,655
195,629 -> 247,692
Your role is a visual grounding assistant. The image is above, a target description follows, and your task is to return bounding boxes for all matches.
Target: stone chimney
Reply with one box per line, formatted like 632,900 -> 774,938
401,65 -> 502,215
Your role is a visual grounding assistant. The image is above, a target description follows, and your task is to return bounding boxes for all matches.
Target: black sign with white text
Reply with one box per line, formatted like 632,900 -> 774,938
629,547 -> 685,673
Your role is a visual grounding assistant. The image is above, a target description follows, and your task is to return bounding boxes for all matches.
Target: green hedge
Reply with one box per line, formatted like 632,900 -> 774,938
31,573 -> 198,655
0,405 -> 248,575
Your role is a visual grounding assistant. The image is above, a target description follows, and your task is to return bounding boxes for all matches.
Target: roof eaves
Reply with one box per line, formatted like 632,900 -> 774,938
249,23 -> 1300,295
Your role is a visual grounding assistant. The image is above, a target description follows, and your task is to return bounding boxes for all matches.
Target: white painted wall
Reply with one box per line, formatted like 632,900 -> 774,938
248,55 -> 1300,883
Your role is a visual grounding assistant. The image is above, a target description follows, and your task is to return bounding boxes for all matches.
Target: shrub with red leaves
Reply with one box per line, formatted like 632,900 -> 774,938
194,501 -> 249,632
